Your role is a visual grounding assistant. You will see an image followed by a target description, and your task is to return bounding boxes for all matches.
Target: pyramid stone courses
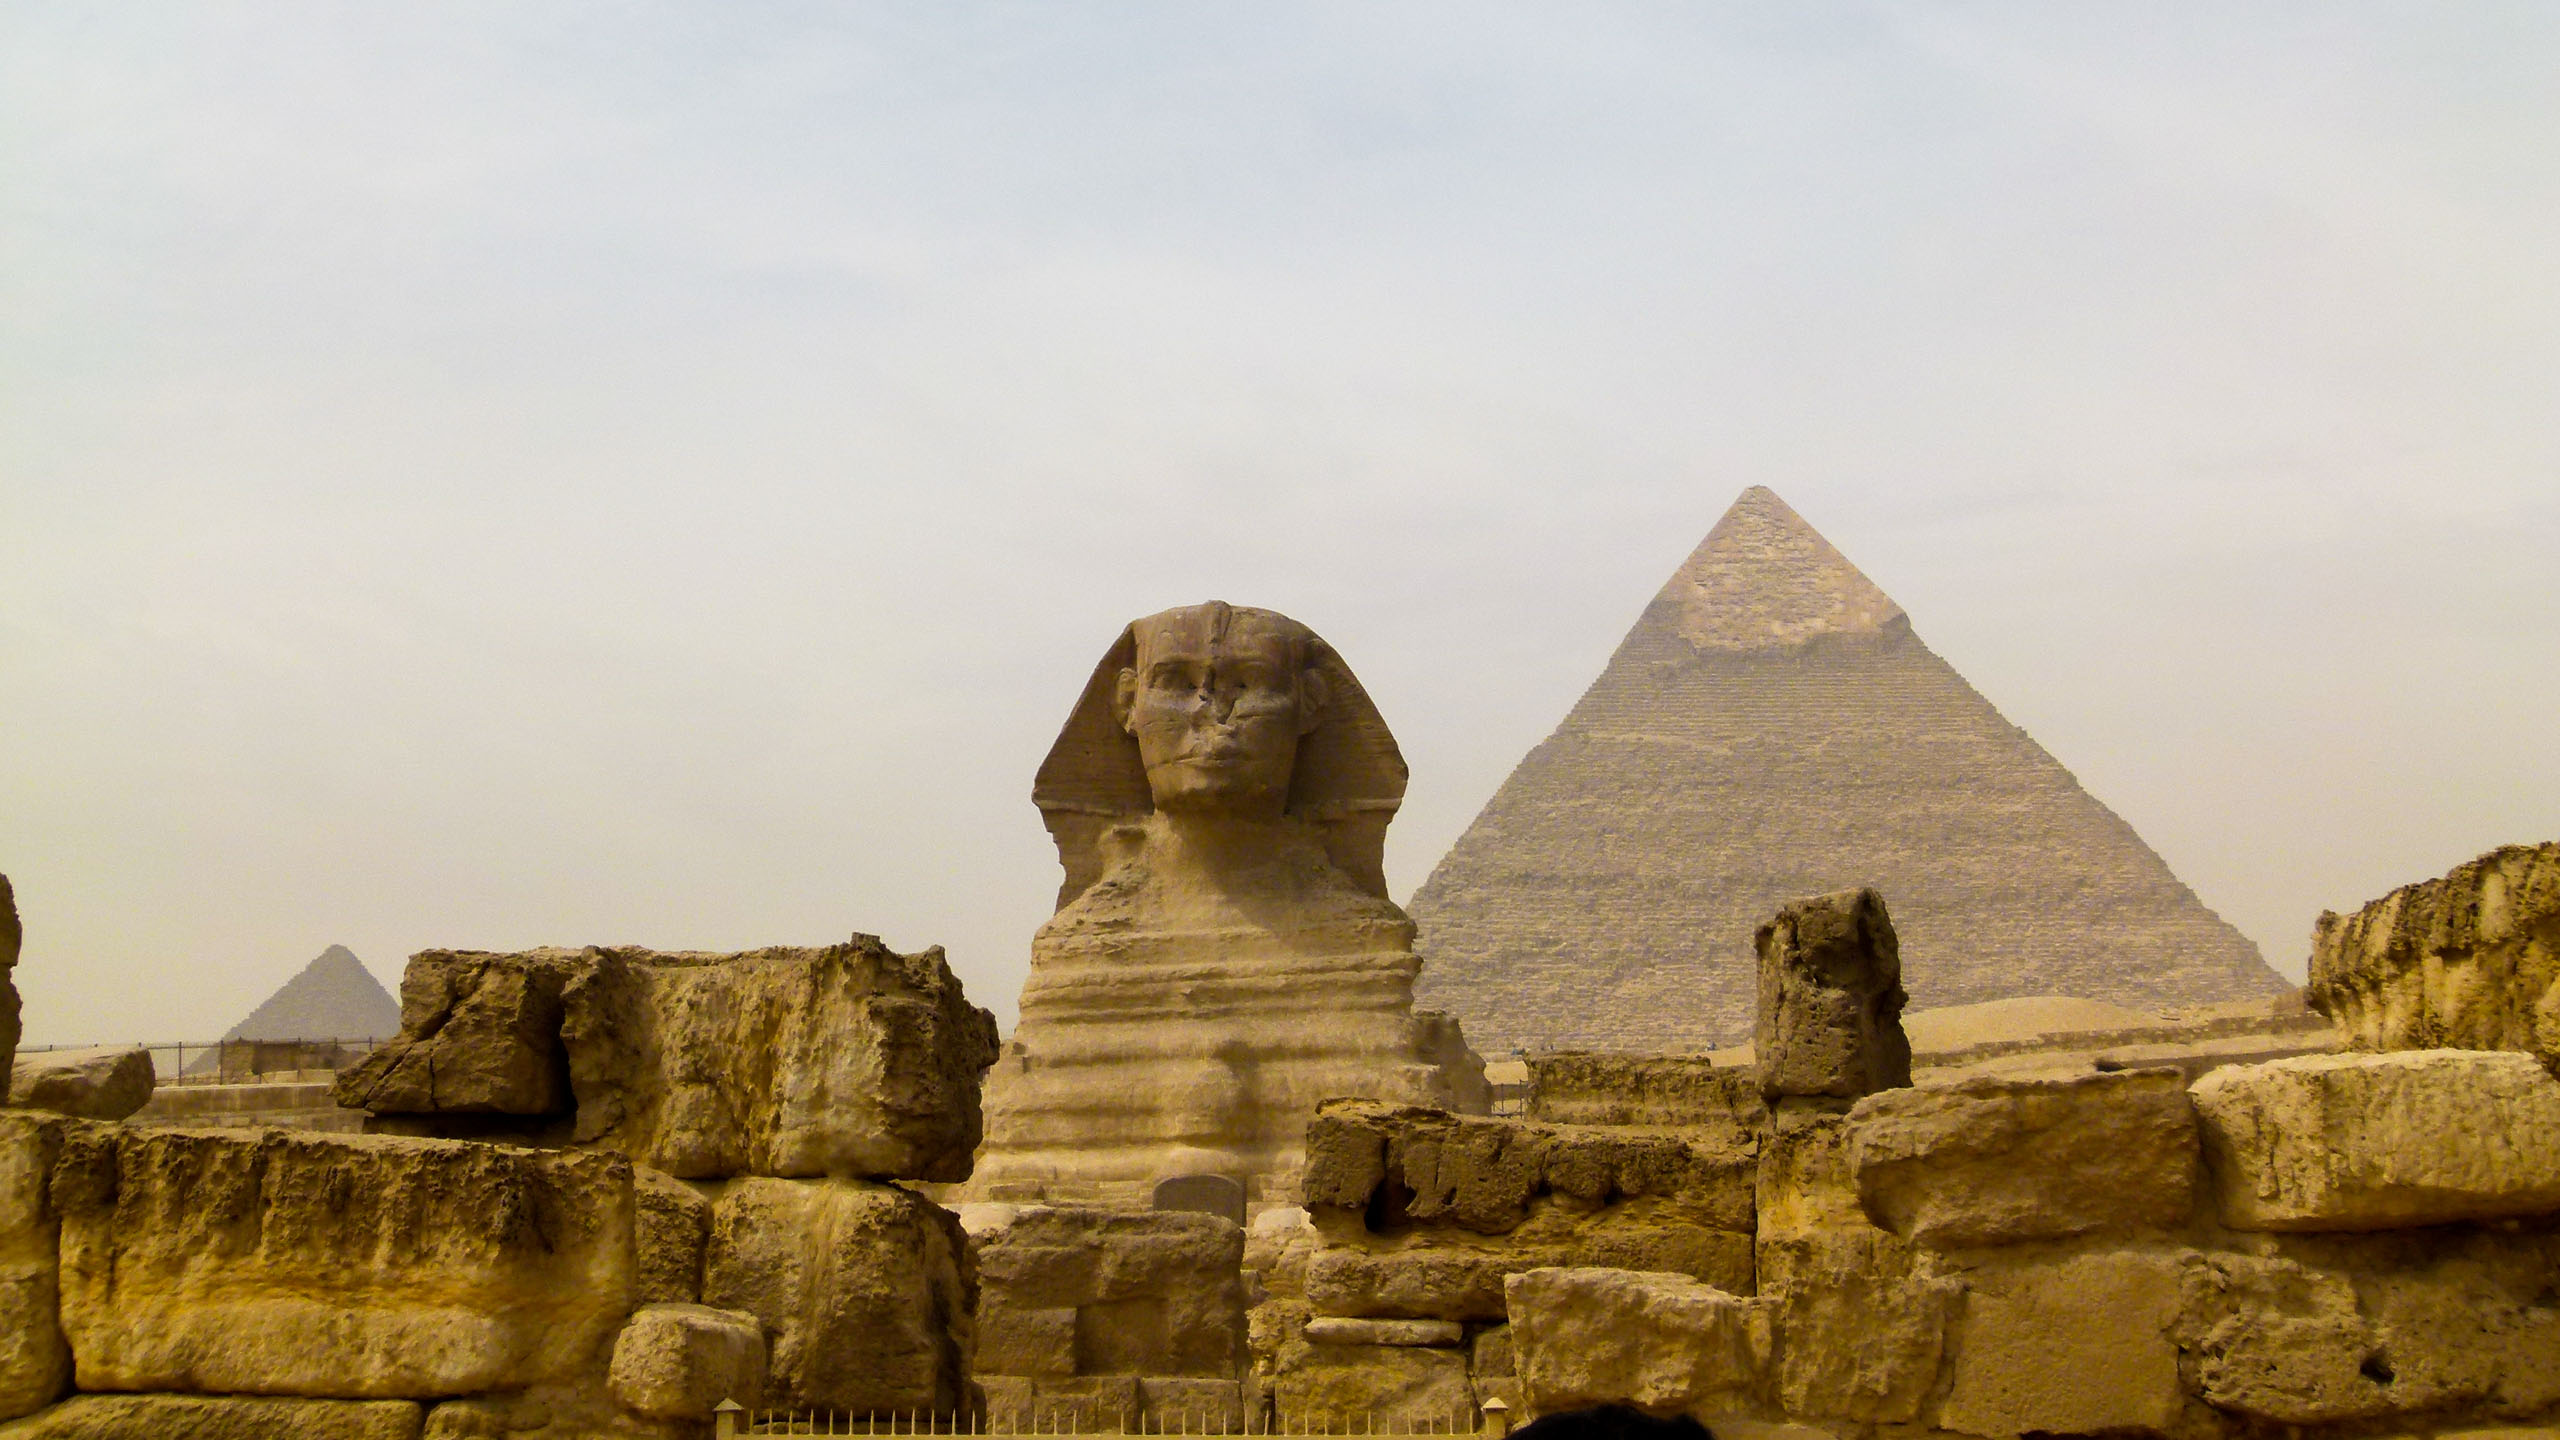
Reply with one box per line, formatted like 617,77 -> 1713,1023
1410,487 -> 2286,1054
225,944 -> 401,1041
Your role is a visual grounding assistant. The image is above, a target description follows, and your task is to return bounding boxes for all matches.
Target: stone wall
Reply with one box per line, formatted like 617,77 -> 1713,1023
1,932 -> 1002,1438
2311,841 -> 2560,1068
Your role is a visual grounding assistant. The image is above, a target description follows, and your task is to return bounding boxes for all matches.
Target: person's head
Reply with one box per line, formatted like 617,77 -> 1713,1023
1508,1406 -> 1715,1440
1114,601 -> 1329,821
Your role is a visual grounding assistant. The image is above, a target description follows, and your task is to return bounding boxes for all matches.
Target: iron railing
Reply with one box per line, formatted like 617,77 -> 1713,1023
14,1038 -> 385,1084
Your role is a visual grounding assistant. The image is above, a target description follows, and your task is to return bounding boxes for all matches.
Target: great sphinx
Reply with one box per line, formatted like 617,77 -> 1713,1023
973,602 -> 1484,1206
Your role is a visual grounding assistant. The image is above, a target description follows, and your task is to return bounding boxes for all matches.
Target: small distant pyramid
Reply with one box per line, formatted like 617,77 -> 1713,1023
1410,487 -> 2287,1054
224,944 -> 401,1041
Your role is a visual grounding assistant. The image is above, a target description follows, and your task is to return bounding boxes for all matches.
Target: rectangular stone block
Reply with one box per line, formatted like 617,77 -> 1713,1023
1938,1250 -> 2189,1438
1274,1342 -> 1474,1429
2192,1049 -> 2560,1231
2309,842 -> 2560,1061
0,1115 -> 67,1422
50,1128 -> 631,1397
702,1176 -> 976,1413
0,1395 -> 422,1439
978,1302 -> 1078,1377
964,1205 -> 1246,1378
1304,1249 -> 1517,1323
1844,1068 -> 2197,1247
1505,1266 -> 1770,1419
1140,1377 -> 1246,1432
1524,1054 -> 1767,1130
342,937 -> 1002,1184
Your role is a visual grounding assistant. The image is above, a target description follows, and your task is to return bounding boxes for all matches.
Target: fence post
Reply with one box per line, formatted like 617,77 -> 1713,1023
1479,1399 -> 1509,1439
715,1399 -> 743,1440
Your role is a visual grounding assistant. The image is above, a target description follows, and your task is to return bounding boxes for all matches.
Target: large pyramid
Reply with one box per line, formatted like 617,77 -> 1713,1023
1410,487 -> 2287,1054
223,944 -> 401,1041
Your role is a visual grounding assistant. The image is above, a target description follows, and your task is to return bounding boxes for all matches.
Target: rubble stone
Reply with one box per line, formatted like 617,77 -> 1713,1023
0,1396 -> 423,1439
2309,842 -> 2560,1065
1844,1068 -> 2197,1247
0,1115 -> 68,1422
50,1127 -> 633,1397
1754,889 -> 1910,1102
607,1303 -> 767,1421
335,949 -> 581,1115
700,1176 -> 975,1414
1273,1343 -> 1473,1427
1504,1267 -> 1770,1419
2191,1050 -> 2560,1230
1936,1249 -> 2189,1438
563,938 -> 999,1182
967,1205 -> 1246,1379
7,1047 -> 154,1123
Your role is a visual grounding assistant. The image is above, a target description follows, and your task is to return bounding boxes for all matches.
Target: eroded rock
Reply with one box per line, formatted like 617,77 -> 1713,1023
50,1127 -> 632,1397
1844,1068 -> 2197,1247
1937,1248 -> 2191,1438
1272,1343 -> 1473,1428
0,1396 -> 423,1440
0,1115 -> 68,1422
335,949 -> 582,1115
1525,1054 -> 1767,1130
0,878 -> 19,1099
2309,842 -> 2560,1066
2191,1050 -> 2560,1231
1303,1317 -> 1463,1347
700,1176 -> 975,1414
607,1303 -> 766,1421
1504,1267 -> 1770,1419
7,1047 -> 154,1123
968,1205 -> 1247,1380
1754,889 -> 1910,1103
633,1167 -> 711,1305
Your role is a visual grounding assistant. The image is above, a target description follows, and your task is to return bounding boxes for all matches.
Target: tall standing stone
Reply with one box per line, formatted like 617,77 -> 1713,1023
1755,888 -> 1911,1102
1,875 -> 20,1086
1410,487 -> 2285,1053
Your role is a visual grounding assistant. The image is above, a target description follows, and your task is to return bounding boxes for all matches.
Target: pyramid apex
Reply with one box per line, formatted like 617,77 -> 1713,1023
1651,487 -> 1905,652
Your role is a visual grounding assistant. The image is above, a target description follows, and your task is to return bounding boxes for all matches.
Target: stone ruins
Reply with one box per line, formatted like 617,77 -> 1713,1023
2,600 -> 2558,1440
1411,486 -> 2288,1053
972,602 -> 1484,1208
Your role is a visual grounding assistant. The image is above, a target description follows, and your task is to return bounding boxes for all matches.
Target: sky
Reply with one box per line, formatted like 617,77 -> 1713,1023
3,4 -> 2554,1044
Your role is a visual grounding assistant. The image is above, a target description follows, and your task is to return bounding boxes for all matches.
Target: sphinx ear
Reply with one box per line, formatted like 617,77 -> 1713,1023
1297,668 -> 1330,735
1114,668 -> 1140,733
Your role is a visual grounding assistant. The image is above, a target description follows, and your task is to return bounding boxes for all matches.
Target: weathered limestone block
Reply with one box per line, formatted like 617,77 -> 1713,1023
564,938 -> 999,1181
1300,1100 -> 1757,1317
2309,842 -> 2560,1064
607,1303 -> 767,1421
965,1204 -> 1247,1378
979,1376 -> 1138,1431
1303,1249 -> 1520,1323
1273,1343 -> 1474,1427
977,604 -> 1483,1200
0,876 -> 20,1088
1937,1249 -> 2191,1438
0,1396 -> 423,1440
1524,1054 -> 1767,1130
1755,1109 -> 1951,1425
1304,1317 -> 1463,1346
1504,1267 -> 1770,1419
50,1127 -> 633,1397
7,1047 -> 154,1122
0,1116 -> 68,1422
1844,1068 -> 2197,1247
336,949 -> 583,1115
700,1176 -> 974,1414
633,1168 -> 710,1305
2178,1229 -> 2560,1425
1139,1378 -> 1246,1431
1754,889 -> 1910,1102
2191,1050 -> 2560,1230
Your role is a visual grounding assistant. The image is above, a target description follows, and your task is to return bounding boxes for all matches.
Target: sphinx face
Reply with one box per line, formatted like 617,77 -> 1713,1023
1118,605 -> 1323,819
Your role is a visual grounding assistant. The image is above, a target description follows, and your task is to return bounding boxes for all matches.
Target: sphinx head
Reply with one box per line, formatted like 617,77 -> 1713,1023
1113,602 -> 1330,821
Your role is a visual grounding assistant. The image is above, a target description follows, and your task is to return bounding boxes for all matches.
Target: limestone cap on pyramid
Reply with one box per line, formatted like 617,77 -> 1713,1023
1653,486 -> 1907,653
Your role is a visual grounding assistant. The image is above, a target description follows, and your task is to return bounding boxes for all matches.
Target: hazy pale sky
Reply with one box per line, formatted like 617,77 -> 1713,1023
4,4 -> 2554,1043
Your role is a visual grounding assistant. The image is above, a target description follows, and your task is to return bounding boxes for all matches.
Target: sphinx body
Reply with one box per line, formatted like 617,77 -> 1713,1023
973,603 -> 1482,1206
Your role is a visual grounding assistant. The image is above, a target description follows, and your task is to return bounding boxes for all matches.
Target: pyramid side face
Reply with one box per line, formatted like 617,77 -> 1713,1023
1656,486 -> 1906,652
224,945 -> 402,1041
1409,490 -> 2286,1055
